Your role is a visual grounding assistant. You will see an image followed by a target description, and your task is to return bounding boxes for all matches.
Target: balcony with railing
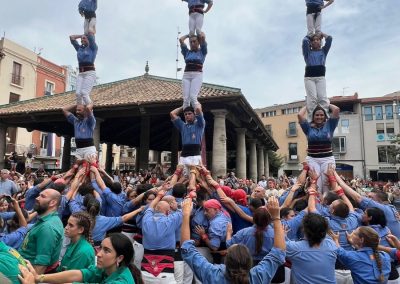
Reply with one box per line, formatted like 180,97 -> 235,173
286,129 -> 297,137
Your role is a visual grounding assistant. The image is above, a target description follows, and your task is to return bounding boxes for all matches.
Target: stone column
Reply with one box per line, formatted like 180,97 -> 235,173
264,149 -> 270,177
93,118 -> 103,151
235,128 -> 247,179
61,136 -> 71,172
139,116 -> 150,170
156,151 -> 162,165
248,139 -> 257,182
170,128 -> 179,171
0,124 -> 7,169
257,144 -> 265,179
211,110 -> 228,178
105,143 -> 113,173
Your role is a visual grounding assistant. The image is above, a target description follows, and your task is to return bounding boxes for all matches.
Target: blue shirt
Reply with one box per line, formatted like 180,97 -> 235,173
208,212 -> 231,249
142,208 -> 182,250
181,43 -> 208,65
300,117 -> 339,143
286,238 -> 337,284
226,225 -> 274,261
181,240 -> 285,284
369,224 -> 391,247
282,210 -> 307,241
172,114 -> 205,146
360,197 -> 400,238
102,188 -> 126,217
230,205 -> 253,234
92,215 -> 123,242
67,113 -> 96,140
337,247 -> 390,284
302,36 -> 332,67
182,0 -> 212,8
325,212 -> 361,251
190,206 -> 209,240
24,185 -> 40,211
70,34 -> 98,65
305,0 -> 323,6
0,179 -> 18,196
0,225 -> 33,249
79,0 -> 97,13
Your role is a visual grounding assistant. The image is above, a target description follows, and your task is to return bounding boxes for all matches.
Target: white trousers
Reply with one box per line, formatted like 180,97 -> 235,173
306,12 -> 321,36
335,270 -> 353,284
306,156 -> 335,194
182,72 -> 203,109
84,17 -> 97,35
142,271 -> 177,284
179,155 -> 202,177
76,70 -> 96,105
189,12 -> 204,36
304,76 -> 329,121
75,146 -> 97,161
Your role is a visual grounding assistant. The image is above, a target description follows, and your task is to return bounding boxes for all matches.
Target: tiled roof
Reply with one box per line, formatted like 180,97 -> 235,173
0,74 -> 242,115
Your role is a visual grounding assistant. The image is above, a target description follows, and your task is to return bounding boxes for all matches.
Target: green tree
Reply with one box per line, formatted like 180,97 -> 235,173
267,150 -> 284,176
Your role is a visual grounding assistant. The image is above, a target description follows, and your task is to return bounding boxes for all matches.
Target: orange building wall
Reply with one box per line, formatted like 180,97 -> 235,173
32,57 -> 66,156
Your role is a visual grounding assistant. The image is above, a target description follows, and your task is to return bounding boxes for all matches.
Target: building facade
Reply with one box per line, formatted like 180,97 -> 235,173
256,92 -> 400,181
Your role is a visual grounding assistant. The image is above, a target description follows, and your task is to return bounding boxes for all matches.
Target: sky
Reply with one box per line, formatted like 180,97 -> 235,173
1,0 -> 399,108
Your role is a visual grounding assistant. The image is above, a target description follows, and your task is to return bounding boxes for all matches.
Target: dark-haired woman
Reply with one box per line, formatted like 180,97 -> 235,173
57,211 -> 95,271
181,197 -> 286,284
298,104 -> 340,193
286,212 -> 337,283
330,226 -> 391,284
27,233 -> 143,284
226,207 -> 285,282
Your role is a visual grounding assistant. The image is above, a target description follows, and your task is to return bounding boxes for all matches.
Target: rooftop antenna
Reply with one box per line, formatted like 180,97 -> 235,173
342,87 -> 349,96
176,26 -> 182,79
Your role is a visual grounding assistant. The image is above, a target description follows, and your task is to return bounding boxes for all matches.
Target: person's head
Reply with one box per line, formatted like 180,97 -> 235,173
367,190 -> 388,203
312,106 -> 328,125
65,211 -> 93,243
248,198 -> 263,213
224,244 -> 252,284
34,188 -> 61,215
126,188 -> 138,200
110,182 -> 123,194
293,199 -> 308,212
172,183 -> 186,199
0,199 -> 9,212
155,200 -> 171,215
203,199 -> 222,220
189,35 -> 200,50
142,190 -> 156,205
183,106 -> 195,124
310,33 -> 322,50
253,207 -> 271,254
84,194 -> 101,218
0,169 -> 9,181
81,35 -> 89,46
329,199 -> 350,218
75,104 -> 86,119
363,207 -> 387,227
97,233 -> 143,283
162,196 -> 178,211
231,189 -> 247,206
280,207 -> 295,220
18,180 -> 28,192
321,191 -> 339,206
302,213 -> 328,247
252,186 -> 266,199
260,175 -> 266,181
267,178 -> 276,189
352,226 -> 385,282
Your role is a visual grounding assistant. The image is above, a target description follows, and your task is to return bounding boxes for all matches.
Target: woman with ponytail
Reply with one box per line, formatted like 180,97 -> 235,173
57,211 -> 95,271
330,226 -> 391,283
26,233 -> 143,284
226,207 -> 285,282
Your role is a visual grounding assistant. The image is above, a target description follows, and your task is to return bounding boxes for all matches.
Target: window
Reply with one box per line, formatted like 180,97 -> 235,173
341,119 -> 349,127
45,81 -> 54,96
40,133 -> 48,149
364,106 -> 373,121
386,105 -> 393,119
377,146 -> 396,164
287,122 -> 297,136
376,123 -> 385,134
9,93 -> 20,103
11,62 -> 22,85
288,143 -> 298,160
375,106 -> 383,120
386,123 -> 395,140
332,137 -> 346,153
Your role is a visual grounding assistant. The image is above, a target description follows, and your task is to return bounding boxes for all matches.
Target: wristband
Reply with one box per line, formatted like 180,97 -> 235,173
303,164 -> 310,171
328,176 -> 337,183
336,188 -> 345,197
39,274 -> 45,283
201,234 -> 208,241
271,217 -> 281,221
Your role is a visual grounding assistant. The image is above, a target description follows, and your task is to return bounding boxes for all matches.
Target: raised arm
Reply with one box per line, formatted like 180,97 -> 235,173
121,206 -> 144,223
181,198 -> 193,243
179,34 -> 189,45
322,0 -> 334,9
334,171 -> 362,204
62,105 -> 76,119
170,106 -> 183,120
11,197 -> 27,227
329,104 -> 340,119
267,196 -> 285,250
298,106 -> 307,123
203,1 -> 213,13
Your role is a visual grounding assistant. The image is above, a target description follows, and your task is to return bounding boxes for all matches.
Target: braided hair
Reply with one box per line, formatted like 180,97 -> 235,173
71,211 -> 94,246
225,244 -> 252,284
358,226 -> 384,282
